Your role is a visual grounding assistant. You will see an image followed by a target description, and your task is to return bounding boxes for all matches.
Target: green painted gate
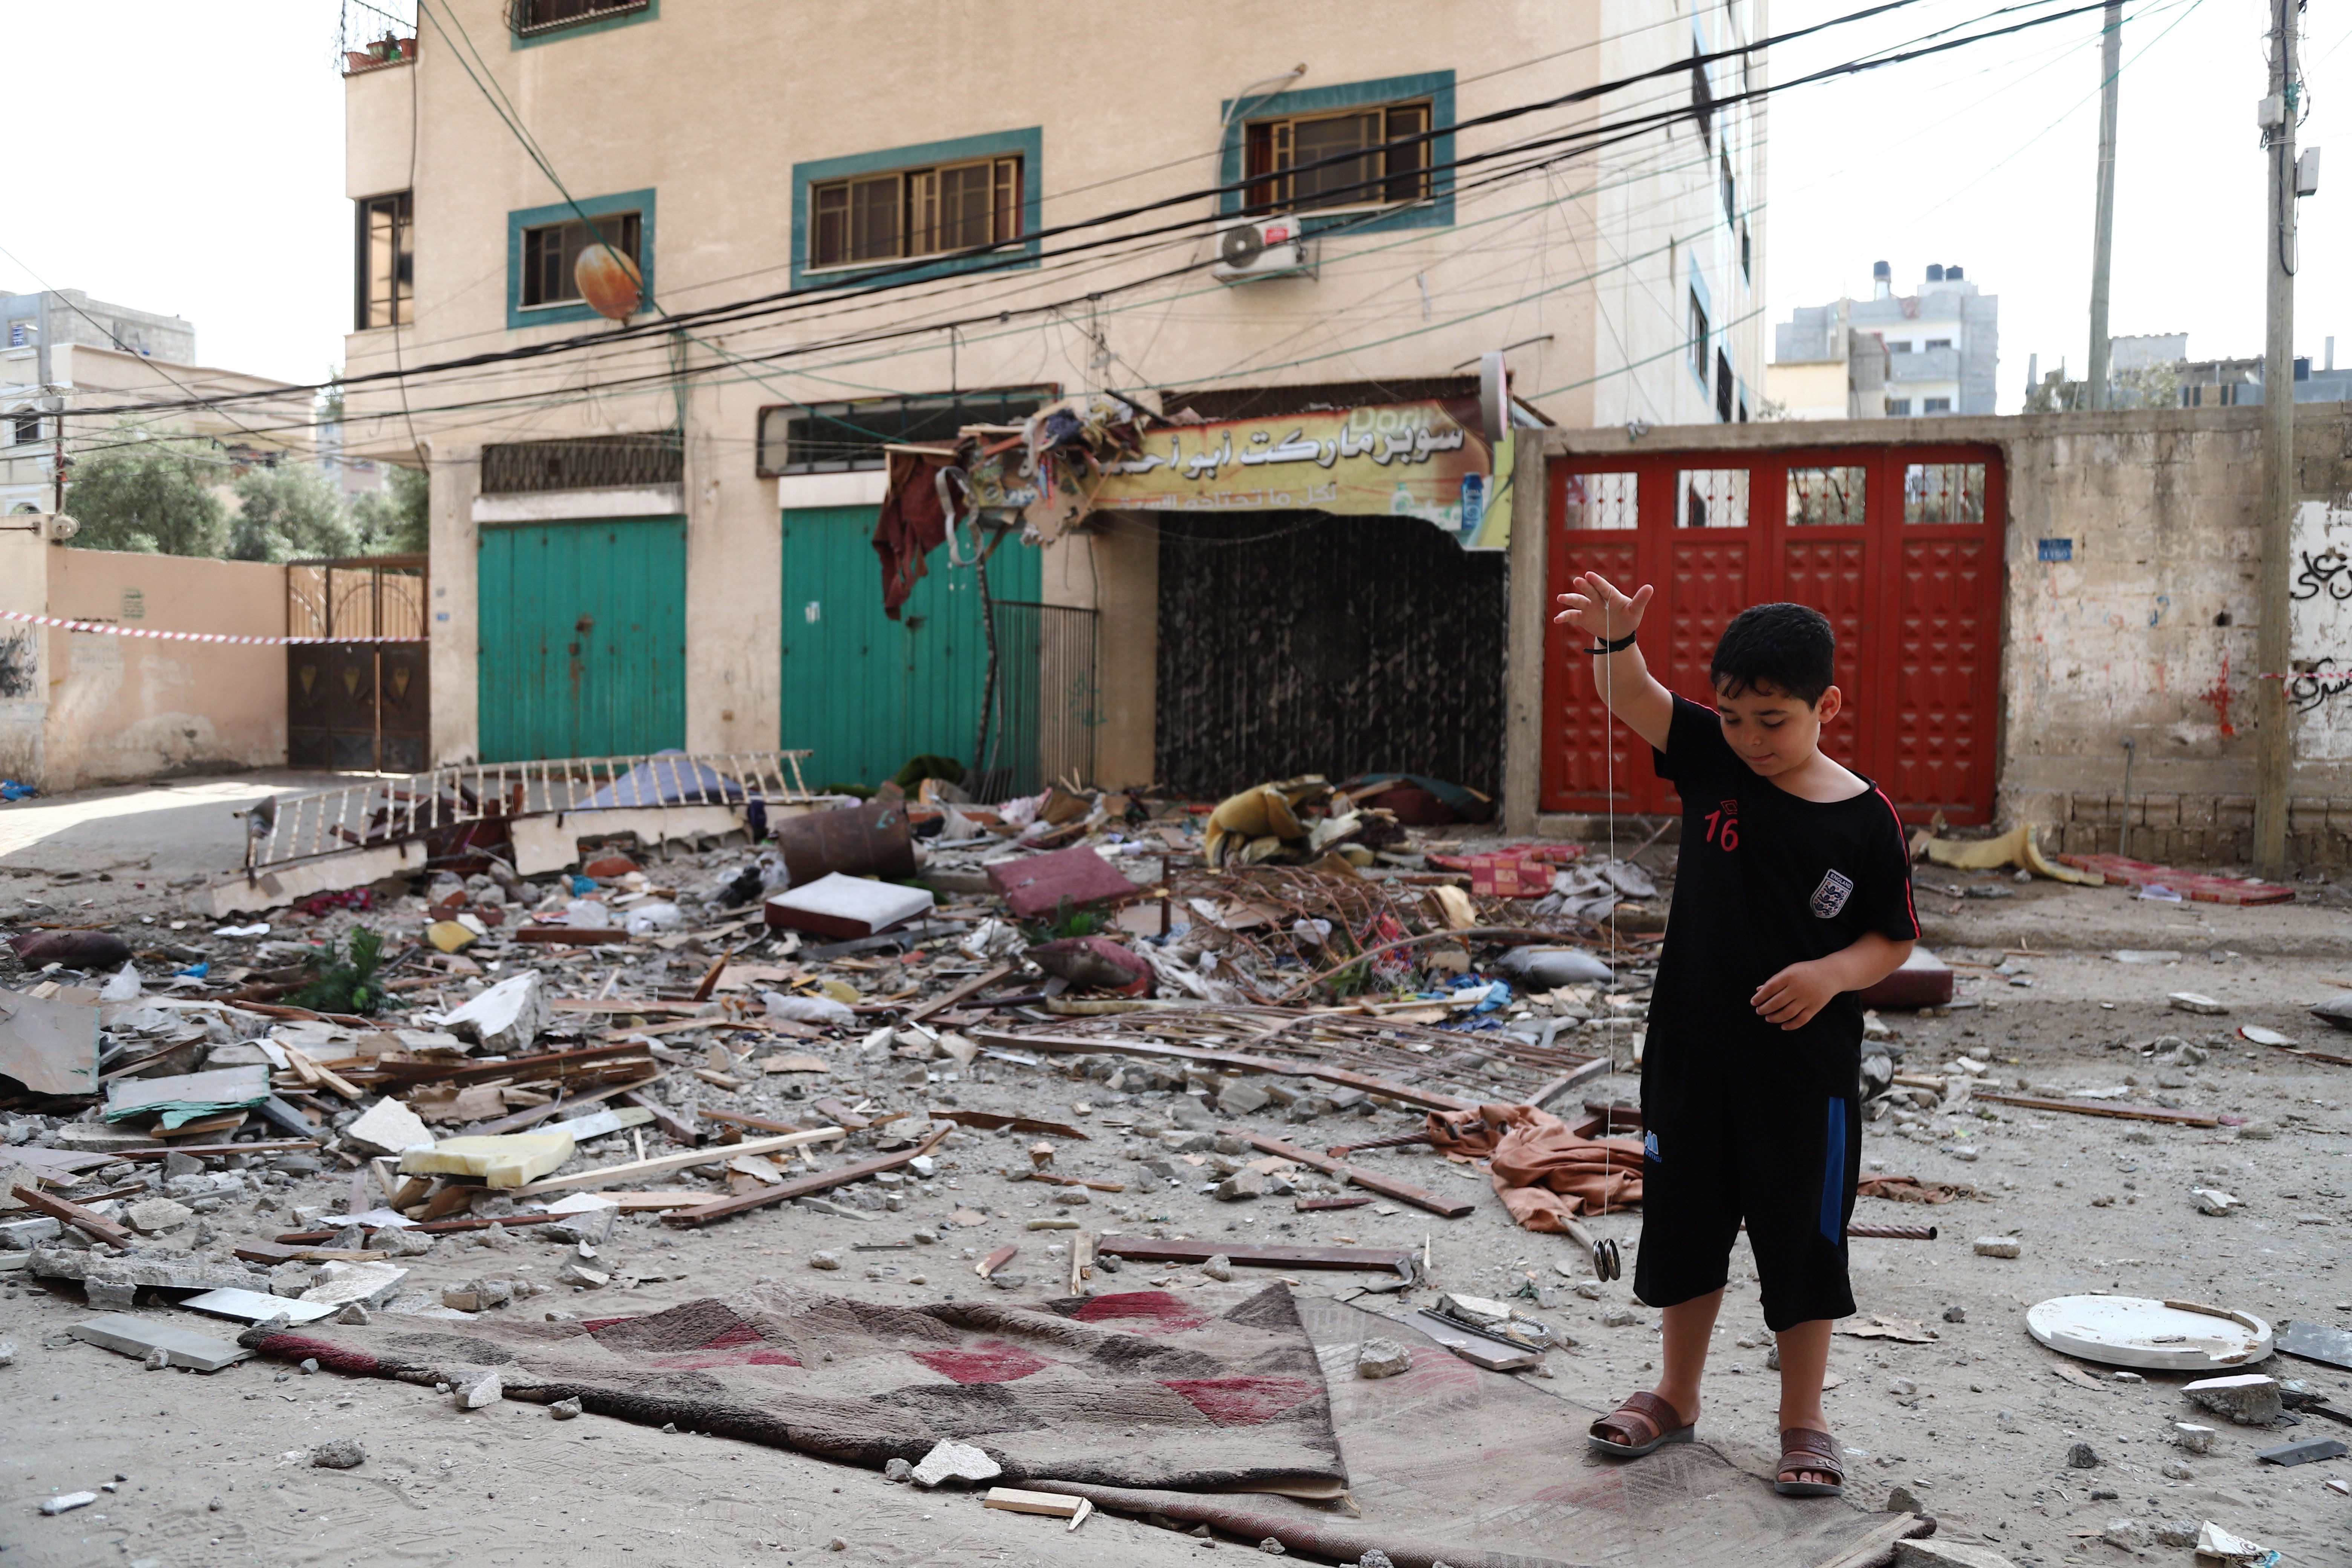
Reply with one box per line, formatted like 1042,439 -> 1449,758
778,505 -> 1038,790
477,516 -> 687,763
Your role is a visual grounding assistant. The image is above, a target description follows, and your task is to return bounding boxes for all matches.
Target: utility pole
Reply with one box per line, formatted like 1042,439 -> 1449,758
2252,0 -> 2300,878
2084,0 -> 2123,410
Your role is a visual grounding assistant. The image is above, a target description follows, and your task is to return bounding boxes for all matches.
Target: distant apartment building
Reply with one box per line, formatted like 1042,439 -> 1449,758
1766,260 -> 1997,418
2043,332 -> 2352,408
0,289 -> 312,516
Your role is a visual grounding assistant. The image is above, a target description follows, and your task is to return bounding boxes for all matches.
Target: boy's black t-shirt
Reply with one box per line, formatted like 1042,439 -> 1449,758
1644,694 -> 1921,1096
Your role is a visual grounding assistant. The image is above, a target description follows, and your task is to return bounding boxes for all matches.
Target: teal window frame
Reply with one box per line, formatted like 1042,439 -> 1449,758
790,128 -> 1043,293
511,0 -> 658,50
1218,70 -> 1455,237
506,188 -> 656,331
1687,257 -> 1715,394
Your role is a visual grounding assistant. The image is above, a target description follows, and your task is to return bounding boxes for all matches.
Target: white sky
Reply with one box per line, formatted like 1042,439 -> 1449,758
6,0 -> 2344,415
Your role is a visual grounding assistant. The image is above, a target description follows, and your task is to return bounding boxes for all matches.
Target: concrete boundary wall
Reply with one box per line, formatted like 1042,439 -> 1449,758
1506,405 -> 2352,868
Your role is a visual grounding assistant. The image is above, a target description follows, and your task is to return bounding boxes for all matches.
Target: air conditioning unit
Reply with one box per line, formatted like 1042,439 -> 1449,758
1213,216 -> 1312,284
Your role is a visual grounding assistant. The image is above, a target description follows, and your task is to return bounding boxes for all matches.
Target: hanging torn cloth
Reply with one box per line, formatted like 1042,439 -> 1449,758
873,445 -> 956,620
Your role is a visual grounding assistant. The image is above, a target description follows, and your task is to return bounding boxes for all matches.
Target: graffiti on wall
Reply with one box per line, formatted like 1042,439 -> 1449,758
0,631 -> 34,700
2289,503 -> 2352,753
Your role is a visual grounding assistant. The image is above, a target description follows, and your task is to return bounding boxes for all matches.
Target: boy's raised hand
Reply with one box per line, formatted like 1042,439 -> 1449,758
1551,571 -> 1655,641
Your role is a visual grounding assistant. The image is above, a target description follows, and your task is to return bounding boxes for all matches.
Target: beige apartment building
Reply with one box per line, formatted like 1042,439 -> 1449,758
339,0 -> 1768,799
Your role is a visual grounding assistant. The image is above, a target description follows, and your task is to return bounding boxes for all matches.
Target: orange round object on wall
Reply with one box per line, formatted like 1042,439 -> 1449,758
574,242 -> 642,320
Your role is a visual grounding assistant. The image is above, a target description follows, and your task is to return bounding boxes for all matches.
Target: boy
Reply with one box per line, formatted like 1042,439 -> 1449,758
1552,575 -> 1918,1498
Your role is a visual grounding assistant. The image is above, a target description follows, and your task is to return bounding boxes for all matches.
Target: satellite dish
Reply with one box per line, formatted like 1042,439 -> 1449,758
574,242 -> 643,321
1220,223 -> 1266,268
1478,351 -> 1509,445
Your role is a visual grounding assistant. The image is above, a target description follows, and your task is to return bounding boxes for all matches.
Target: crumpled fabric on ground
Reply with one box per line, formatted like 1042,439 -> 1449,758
1424,1103 -> 1644,1233
1854,1175 -> 1977,1205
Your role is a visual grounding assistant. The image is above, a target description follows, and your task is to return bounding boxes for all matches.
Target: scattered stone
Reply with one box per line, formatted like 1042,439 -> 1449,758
1941,1305 -> 1965,1323
909,1438 -> 1001,1488
0,1341 -> 14,1368
808,1250 -> 842,1271
2193,1188 -> 2243,1216
1972,1236 -> 2021,1258
1885,1484 -> 1923,1514
124,1197 -> 194,1234
2160,1460 -> 2195,1479
368,1227 -> 435,1258
988,1272 -> 1030,1290
1358,1554 -> 1393,1568
2151,1520 -> 2199,1548
825,1540 -> 847,1553
342,1098 -> 433,1158
1356,1338 -> 1412,1379
335,1303 -> 370,1326
2100,1518 -> 2147,1550
550,1397 -> 581,1420
2167,992 -> 2228,1016
2183,1374 -> 2282,1427
1259,1540 -> 1286,1555
884,1457 -> 913,1482
2235,1120 -> 2277,1141
1887,1378 -> 1917,1397
1215,1168 -> 1265,1202
309,1437 -> 366,1470
40,1491 -> 96,1515
1201,1254 -> 1234,1282
451,1367 -> 503,1410
2172,1422 -> 2218,1453
2066,1441 -> 2101,1468
1601,1305 -> 1641,1328
554,1261 -> 609,1288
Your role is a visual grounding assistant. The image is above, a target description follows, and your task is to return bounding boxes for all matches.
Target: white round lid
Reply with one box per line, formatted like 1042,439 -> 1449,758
2025,1295 -> 2273,1371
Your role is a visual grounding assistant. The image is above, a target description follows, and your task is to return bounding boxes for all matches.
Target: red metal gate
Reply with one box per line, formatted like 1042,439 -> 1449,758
1542,444 -> 2003,824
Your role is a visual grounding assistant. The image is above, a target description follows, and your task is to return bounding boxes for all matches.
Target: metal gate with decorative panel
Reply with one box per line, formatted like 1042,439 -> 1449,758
1542,445 -> 2003,823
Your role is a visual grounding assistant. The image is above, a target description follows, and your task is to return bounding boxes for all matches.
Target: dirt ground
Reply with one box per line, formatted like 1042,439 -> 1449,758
4,840 -> 2350,1567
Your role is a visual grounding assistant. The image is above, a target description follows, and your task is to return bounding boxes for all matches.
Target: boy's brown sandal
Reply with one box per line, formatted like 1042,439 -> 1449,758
1585,1391 -> 1695,1458
1773,1427 -> 1845,1497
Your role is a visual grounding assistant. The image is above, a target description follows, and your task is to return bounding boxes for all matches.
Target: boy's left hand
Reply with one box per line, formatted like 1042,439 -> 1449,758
1752,961 -> 1840,1031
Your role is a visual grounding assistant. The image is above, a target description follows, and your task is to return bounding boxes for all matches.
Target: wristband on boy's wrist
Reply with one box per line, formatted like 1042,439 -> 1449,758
1584,629 -> 1638,655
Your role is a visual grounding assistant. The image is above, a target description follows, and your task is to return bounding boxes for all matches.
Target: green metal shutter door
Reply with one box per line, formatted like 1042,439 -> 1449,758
477,516 -> 687,763
778,504 -> 1038,789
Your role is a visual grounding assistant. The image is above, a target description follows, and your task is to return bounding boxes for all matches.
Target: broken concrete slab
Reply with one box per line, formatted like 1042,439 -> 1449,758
298,1260 -> 409,1310
436,970 -> 548,1055
1356,1338 -> 1412,1378
451,1366 -> 503,1409
124,1197 -> 194,1235
310,1437 -> 366,1469
28,1245 -> 256,1304
0,1216 -> 62,1249
1892,1541 -> 2019,1568
178,1288 -> 336,1326
2184,1374 -> 2284,1426
343,1098 -> 434,1158
69,1312 -> 250,1371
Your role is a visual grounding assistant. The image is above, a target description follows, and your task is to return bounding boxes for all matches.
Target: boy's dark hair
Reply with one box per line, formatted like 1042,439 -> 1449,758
1710,602 -> 1836,703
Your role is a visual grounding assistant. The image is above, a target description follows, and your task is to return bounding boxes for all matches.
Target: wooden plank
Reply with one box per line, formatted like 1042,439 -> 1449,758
1976,1092 -> 2220,1128
1525,1053 -> 1617,1109
1097,1234 -> 1415,1277
233,1242 -> 375,1264
973,1029 -> 1476,1114
2259,1040 -> 2352,1068
1224,1129 -> 1476,1219
112,1139 -> 318,1161
466,1073 -> 662,1136
664,1124 -> 952,1227
1808,1512 -> 1937,1568
8,1184 -> 133,1248
983,1487 -> 1087,1518
550,998 -> 710,1015
903,963 -> 1015,1026
276,1213 -> 566,1243
698,1106 -> 814,1136
597,1017 -> 764,1041
365,1040 -> 654,1087
1295,1195 -> 1376,1212
514,928 -> 640,946
813,1097 -> 871,1132
927,1108 -> 1090,1141
514,1128 -> 844,1195
622,1087 -> 703,1146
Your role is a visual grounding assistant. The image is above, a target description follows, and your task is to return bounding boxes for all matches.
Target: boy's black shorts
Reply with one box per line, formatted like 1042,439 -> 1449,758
1631,1075 -> 1862,1332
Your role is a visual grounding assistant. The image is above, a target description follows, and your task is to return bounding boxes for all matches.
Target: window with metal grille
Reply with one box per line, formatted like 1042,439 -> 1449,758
6,322 -> 26,348
810,157 -> 1023,271
511,0 -> 650,37
756,388 -> 1055,476
356,191 -> 413,329
1904,462 -> 1986,523
1689,291 -> 1710,383
11,412 -> 40,445
1245,102 -> 1431,213
1721,153 -> 1736,227
1679,469 -> 1749,528
520,211 -> 642,308
1561,472 -> 1638,530
1715,348 -> 1735,423
480,433 -> 682,494
1788,466 -> 1866,526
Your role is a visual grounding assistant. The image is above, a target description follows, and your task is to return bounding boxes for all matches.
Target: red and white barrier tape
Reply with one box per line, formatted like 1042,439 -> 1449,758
0,608 -> 423,646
